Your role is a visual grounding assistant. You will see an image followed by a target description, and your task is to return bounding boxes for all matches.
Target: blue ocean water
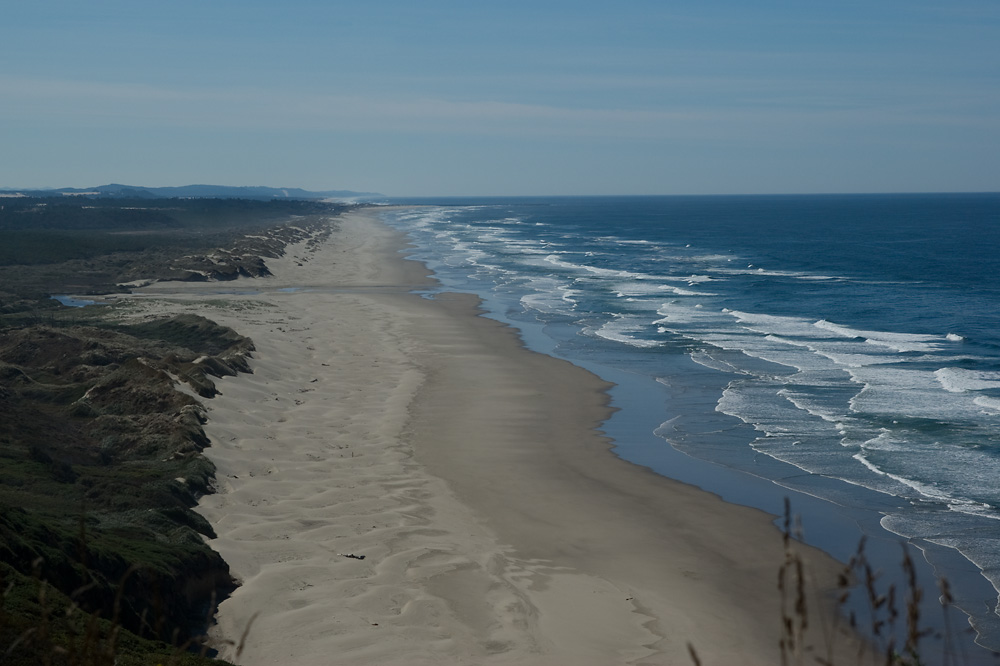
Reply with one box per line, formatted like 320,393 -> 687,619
378,194 -> 1000,654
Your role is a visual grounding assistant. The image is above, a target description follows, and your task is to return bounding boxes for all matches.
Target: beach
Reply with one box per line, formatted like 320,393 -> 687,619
127,209 -> 869,665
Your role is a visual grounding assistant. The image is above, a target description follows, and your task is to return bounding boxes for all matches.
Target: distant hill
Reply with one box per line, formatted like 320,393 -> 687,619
1,183 -> 383,200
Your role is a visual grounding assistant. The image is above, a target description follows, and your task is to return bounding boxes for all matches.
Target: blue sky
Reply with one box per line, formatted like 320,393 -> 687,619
3,1 -> 998,195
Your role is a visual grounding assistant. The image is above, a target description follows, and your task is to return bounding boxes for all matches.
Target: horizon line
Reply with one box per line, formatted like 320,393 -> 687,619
2,185 -> 999,199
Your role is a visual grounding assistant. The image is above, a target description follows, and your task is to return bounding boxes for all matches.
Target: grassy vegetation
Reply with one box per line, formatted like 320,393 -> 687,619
0,197 -> 343,311
0,197 -> 336,234
0,231 -> 172,267
764,498 -> 984,666
0,197 -> 343,663
1,561 -> 235,666
0,314 -> 256,663
692,499 -> 995,666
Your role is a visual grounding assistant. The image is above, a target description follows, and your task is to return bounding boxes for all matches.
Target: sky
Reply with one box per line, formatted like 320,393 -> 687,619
2,1 -> 999,196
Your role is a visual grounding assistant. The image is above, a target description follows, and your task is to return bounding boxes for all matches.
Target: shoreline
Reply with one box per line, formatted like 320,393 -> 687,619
128,209 -> 872,664
473,297 -> 991,656
381,201 -> 1000,661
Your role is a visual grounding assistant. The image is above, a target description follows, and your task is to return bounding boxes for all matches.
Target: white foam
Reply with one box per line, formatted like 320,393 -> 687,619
975,396 -> 1000,414
848,367 -> 939,415
689,350 -> 747,374
858,444 -> 1000,520
613,281 -> 715,298
860,429 -> 909,453
653,302 -> 729,327
613,281 -> 671,297
717,384 -> 836,438
944,502 -> 1000,520
848,366 -> 1000,422
715,267 -> 842,281
689,254 -> 735,263
591,316 -> 662,348
543,254 -> 646,280
519,277 -> 579,313
851,446 -> 981,508
666,285 -> 717,297
814,320 -> 948,353
777,388 -> 847,424
725,310 -> 840,339
935,368 -> 1000,393
853,450 -> 889,476
778,336 -> 905,369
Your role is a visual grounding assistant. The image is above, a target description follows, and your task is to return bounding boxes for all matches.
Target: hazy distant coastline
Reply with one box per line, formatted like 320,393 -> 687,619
0,183 -> 383,201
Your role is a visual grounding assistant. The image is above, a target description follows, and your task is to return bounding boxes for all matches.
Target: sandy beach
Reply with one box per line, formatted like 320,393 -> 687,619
126,209 -> 870,665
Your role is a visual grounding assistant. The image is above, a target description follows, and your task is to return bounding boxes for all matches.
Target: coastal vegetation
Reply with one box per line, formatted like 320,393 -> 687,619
0,196 -> 340,312
0,196 -> 344,663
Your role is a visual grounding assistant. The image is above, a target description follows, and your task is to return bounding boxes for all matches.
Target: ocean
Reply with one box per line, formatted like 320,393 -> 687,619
377,193 -> 1000,656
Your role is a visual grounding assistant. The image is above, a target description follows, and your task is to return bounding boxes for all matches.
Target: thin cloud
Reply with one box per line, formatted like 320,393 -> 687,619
2,76 -> 996,141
